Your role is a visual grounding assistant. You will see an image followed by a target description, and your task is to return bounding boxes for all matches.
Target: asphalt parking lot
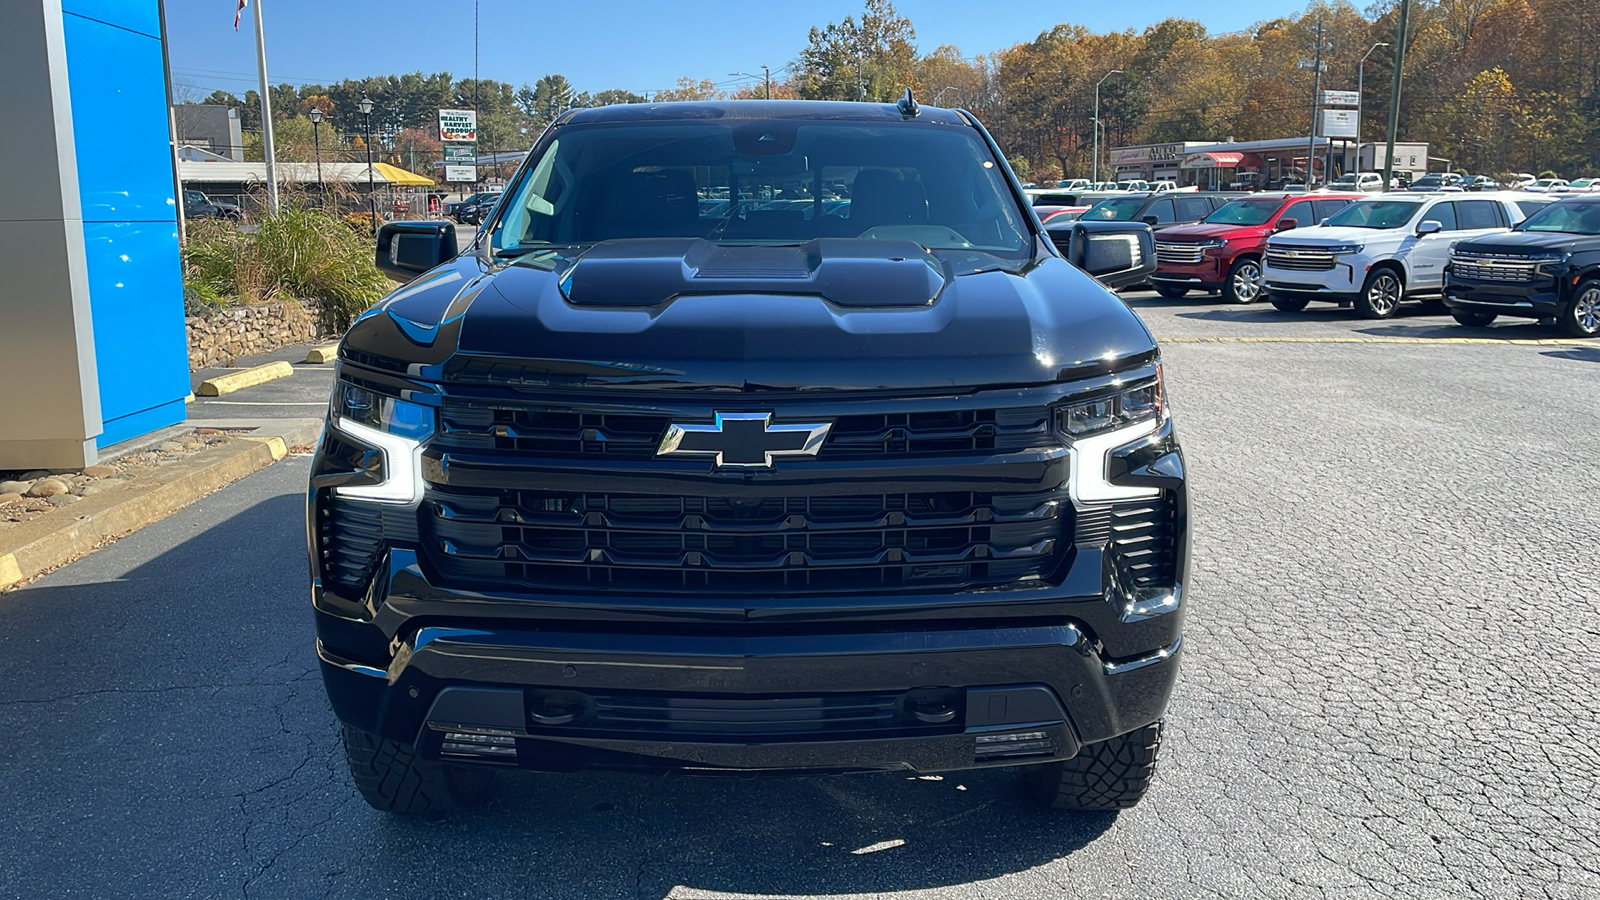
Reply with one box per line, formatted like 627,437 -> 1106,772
3,289 -> 1597,899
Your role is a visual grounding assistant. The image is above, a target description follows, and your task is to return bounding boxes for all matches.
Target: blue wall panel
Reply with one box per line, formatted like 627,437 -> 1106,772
63,4 -> 189,449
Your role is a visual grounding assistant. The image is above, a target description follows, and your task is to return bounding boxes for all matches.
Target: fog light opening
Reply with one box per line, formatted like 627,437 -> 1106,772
441,732 -> 518,760
973,730 -> 1053,760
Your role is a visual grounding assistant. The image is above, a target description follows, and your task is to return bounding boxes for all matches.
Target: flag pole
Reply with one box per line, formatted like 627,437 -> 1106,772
252,0 -> 280,216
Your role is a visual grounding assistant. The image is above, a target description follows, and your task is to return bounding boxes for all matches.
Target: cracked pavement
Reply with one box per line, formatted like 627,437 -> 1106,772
2,291 -> 1597,898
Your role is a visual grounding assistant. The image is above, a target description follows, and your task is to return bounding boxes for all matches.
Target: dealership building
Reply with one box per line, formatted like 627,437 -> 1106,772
1110,137 -> 1429,189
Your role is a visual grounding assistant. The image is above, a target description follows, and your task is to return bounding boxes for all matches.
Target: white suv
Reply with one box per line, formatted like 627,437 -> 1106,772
1261,192 -> 1539,318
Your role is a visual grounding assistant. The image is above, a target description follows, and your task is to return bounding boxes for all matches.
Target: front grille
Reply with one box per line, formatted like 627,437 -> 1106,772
1155,242 -> 1207,265
436,400 -> 1052,460
1265,246 -> 1337,271
314,495 -> 421,595
424,486 -> 1071,594
527,689 -> 961,740
1450,253 -> 1539,283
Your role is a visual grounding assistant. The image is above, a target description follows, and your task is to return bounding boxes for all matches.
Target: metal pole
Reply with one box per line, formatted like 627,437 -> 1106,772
1307,15 -> 1323,187
1383,0 -> 1410,190
1358,42 -> 1387,180
364,109 -> 376,236
1093,70 -> 1122,185
311,118 -> 322,195
156,0 -> 186,244
252,0 -> 279,216
763,65 -> 771,100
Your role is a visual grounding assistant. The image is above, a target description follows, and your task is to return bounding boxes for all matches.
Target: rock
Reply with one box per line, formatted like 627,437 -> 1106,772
46,494 -> 80,507
77,483 -> 104,496
0,480 -> 32,495
82,464 -> 116,478
196,428 -> 223,435
26,479 -> 70,498
0,492 -> 23,504
159,441 -> 184,452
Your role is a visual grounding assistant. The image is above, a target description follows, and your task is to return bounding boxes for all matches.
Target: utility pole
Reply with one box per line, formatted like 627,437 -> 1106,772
1383,0 -> 1411,190
1093,69 -> 1124,185
1358,42 -> 1389,176
1306,14 -> 1323,188
762,64 -> 771,100
252,0 -> 279,215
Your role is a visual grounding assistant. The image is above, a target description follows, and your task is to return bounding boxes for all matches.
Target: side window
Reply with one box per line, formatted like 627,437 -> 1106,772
1174,196 -> 1211,221
1313,199 -> 1350,222
1455,200 -> 1502,229
1422,202 -> 1457,231
1515,199 -> 1547,220
1147,199 -> 1175,224
1282,200 -> 1317,226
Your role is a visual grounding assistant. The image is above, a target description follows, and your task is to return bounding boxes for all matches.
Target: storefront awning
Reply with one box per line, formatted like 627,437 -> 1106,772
1182,151 -> 1242,169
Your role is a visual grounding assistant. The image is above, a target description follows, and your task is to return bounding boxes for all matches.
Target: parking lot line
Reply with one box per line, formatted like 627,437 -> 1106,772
1161,336 -> 1594,345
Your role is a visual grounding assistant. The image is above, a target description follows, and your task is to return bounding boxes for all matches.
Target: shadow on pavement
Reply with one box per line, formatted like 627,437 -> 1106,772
1541,346 -> 1600,364
0,484 -> 1119,897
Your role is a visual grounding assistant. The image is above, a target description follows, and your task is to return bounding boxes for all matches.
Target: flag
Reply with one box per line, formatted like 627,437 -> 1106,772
234,0 -> 247,30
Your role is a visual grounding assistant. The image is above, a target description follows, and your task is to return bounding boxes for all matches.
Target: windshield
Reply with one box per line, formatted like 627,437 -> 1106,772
489,119 -> 1033,273
1324,200 -> 1422,229
1081,197 -> 1148,221
1204,199 -> 1281,226
1514,201 -> 1600,235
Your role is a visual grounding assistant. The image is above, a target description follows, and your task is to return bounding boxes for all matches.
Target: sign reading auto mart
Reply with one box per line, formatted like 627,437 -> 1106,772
438,108 -> 477,142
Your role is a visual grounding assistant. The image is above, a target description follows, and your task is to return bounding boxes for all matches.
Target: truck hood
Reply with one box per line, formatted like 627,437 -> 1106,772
1451,231 -> 1585,255
1156,222 -> 1270,242
341,241 -> 1159,392
1268,225 -> 1389,246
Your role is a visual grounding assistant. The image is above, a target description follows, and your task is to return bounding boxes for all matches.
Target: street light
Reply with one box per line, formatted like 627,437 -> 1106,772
307,106 -> 324,199
729,67 -> 771,99
358,95 -> 376,237
931,86 -> 960,106
1093,69 -> 1124,185
1358,42 -> 1389,178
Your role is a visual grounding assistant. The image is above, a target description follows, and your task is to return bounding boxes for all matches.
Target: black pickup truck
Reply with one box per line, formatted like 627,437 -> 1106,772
312,98 -> 1187,815
1444,196 -> 1600,336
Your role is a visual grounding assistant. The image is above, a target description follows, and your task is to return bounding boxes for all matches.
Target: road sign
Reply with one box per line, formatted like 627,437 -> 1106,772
438,109 -> 477,142
1321,109 -> 1359,138
1322,90 -> 1360,107
443,143 -> 476,163
445,165 -> 477,183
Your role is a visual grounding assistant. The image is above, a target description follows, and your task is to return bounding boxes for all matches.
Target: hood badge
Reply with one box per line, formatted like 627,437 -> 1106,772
657,412 -> 831,468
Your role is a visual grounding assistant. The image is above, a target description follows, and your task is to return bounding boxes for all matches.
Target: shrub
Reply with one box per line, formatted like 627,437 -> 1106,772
182,206 -> 391,334
341,211 -> 384,235
1538,170 -> 1559,180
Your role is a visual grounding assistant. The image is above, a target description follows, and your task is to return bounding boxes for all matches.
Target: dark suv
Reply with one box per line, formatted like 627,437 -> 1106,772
1078,191 -> 1236,232
1444,196 -> 1600,336
314,100 -> 1189,815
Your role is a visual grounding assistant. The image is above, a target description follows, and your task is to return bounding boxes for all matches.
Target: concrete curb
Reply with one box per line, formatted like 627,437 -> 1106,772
196,361 -> 294,396
305,344 -> 340,364
0,424 -> 312,591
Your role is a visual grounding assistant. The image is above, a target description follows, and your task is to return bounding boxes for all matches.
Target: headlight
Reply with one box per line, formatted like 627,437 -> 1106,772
1326,243 -> 1364,254
1195,239 -> 1227,250
1533,252 -> 1571,274
1056,368 -> 1170,504
328,381 -> 434,503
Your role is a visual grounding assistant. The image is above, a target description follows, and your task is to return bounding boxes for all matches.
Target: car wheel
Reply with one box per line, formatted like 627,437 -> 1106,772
1355,268 -> 1404,319
1023,720 -> 1163,810
1270,295 -> 1310,312
1450,310 -> 1497,328
1153,285 -> 1189,299
1559,279 -> 1600,337
341,724 -> 494,815
1225,258 -> 1264,304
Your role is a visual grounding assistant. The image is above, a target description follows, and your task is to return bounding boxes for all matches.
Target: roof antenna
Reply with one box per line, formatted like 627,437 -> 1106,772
896,87 -> 919,118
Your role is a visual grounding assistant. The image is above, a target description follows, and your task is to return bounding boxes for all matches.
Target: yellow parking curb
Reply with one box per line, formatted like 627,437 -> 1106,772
305,344 -> 341,364
1162,336 -> 1595,346
239,435 -> 288,461
0,553 -> 21,590
196,361 -> 294,396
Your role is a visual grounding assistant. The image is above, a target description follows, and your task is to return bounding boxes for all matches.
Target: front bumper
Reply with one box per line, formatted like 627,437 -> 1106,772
1443,278 -> 1565,318
315,561 -> 1184,773
1152,258 -> 1225,291
1263,259 -> 1363,303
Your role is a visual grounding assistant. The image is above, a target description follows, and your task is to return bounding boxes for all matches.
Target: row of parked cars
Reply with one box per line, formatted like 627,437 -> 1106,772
1121,187 -> 1598,337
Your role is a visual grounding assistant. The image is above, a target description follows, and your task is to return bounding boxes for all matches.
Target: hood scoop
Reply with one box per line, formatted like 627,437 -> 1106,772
558,238 -> 947,308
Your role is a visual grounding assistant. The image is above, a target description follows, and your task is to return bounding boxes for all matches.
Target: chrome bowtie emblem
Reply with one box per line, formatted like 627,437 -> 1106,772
656,412 -> 831,468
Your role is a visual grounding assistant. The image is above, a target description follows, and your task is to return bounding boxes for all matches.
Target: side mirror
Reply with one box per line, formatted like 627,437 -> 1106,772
376,220 -> 458,281
1052,221 -> 1157,290
1275,218 -> 1298,231
1141,215 -> 1159,226
1415,220 -> 1443,236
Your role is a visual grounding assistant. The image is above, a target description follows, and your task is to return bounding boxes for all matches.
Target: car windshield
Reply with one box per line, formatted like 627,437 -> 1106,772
1081,197 -> 1148,221
1204,199 -> 1281,226
489,118 -> 1034,274
1323,200 -> 1421,229
1413,175 -> 1442,185
1514,201 -> 1600,235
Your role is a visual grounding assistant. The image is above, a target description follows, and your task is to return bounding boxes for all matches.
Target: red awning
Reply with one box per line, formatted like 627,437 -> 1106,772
1181,151 -> 1244,169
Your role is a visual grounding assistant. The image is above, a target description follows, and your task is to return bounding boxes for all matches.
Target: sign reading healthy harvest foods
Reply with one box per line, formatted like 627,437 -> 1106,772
438,109 -> 477,142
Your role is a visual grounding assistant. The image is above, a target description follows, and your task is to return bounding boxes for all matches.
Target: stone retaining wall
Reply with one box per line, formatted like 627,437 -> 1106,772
187,302 -> 319,369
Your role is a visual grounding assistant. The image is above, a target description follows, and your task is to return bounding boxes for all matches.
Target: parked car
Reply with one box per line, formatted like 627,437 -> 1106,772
1116,179 -> 1151,191
1524,178 -> 1568,193
1506,173 -> 1537,189
1327,172 -> 1387,192
1079,192 -> 1235,232
1150,181 -> 1179,192
329,99 -> 1189,815
1551,177 -> 1600,193
1041,206 -> 1091,223
1443,196 -> 1600,336
1408,172 -> 1463,191
1150,192 -> 1361,303
1462,175 -> 1501,192
182,189 -> 242,221
1055,178 -> 1093,191
1261,192 -> 1532,317
447,191 -> 501,222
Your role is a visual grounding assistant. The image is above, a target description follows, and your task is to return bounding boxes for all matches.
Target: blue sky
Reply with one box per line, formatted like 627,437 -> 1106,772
165,0 -> 1304,99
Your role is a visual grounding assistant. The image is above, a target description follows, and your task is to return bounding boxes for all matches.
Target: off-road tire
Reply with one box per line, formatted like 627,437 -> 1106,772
1558,279 -> 1600,337
1153,284 -> 1189,299
1023,720 -> 1163,810
1270,295 -> 1310,312
1355,267 -> 1405,319
1450,309 -> 1497,328
342,724 -> 495,815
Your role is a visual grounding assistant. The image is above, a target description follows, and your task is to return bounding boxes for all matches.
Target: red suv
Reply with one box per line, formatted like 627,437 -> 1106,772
1150,192 -> 1362,303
